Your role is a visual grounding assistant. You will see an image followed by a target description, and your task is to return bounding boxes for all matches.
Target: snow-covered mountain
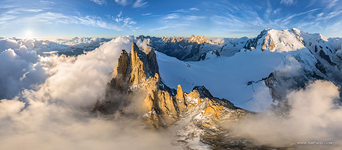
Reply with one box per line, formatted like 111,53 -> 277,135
95,28 -> 342,148
156,28 -> 342,111
93,41 -> 274,149
243,28 -> 342,104
136,35 -> 249,61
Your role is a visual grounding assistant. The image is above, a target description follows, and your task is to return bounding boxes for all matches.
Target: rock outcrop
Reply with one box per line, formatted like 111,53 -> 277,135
92,41 -> 311,149
93,41 -> 248,131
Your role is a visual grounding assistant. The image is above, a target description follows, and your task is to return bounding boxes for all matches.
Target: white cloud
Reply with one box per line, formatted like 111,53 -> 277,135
273,8 -> 281,14
40,0 -> 55,5
264,0 -> 273,20
142,13 -> 151,16
0,14 -> 16,25
0,44 -> 47,99
150,23 -> 188,31
113,12 -> 137,29
0,37 -> 111,99
189,7 -> 199,11
280,0 -> 295,6
115,0 -> 131,6
0,7 -> 44,26
327,0 -> 338,9
173,9 -> 189,13
0,36 -> 179,150
133,0 -> 147,8
0,99 -> 25,118
227,80 -> 342,148
5,8 -> 43,14
326,20 -> 342,33
151,12 -> 205,32
324,10 -> 342,20
90,0 -> 107,5
163,13 -> 180,20
281,8 -> 320,25
205,1 -> 325,33
185,15 -> 206,21
27,12 -> 138,31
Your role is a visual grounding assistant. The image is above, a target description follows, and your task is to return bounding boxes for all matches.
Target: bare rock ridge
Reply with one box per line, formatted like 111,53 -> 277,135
93,41 -> 247,130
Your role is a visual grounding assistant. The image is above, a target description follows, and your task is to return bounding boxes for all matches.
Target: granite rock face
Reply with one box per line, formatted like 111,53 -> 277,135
94,41 -> 247,128
93,41 -> 245,126
92,41 -> 304,149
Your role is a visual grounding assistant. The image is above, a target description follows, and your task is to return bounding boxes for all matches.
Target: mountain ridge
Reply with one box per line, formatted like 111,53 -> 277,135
90,41 -> 269,149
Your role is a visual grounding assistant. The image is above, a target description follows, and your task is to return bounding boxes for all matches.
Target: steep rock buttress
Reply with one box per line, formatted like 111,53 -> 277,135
93,41 -> 247,129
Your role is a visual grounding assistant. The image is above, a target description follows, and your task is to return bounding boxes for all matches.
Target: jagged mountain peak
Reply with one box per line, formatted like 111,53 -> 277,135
189,34 -> 211,44
94,41 -> 248,135
243,28 -> 339,58
244,28 -> 307,52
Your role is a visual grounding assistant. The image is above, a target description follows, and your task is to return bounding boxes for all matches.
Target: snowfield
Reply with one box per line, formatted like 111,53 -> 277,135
157,28 -> 342,111
157,50 -> 284,111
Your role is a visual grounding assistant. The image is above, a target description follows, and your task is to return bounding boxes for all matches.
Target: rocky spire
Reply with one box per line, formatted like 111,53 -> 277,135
94,41 -> 247,130
112,50 -> 130,79
176,84 -> 187,112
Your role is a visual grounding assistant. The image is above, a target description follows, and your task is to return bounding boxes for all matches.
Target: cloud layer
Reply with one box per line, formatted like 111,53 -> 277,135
227,80 -> 342,149
0,36 -> 178,150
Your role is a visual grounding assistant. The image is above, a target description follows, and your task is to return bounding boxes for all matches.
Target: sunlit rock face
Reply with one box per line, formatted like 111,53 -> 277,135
91,42 -> 257,149
94,41 -> 337,149
94,41 -> 246,125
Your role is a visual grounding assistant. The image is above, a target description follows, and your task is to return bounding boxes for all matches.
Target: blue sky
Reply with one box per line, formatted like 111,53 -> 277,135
0,0 -> 341,38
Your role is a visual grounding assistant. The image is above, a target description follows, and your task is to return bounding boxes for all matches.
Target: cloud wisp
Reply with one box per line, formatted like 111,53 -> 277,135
150,11 -> 206,32
280,0 -> 295,6
0,1 -> 138,33
133,0 -> 148,8
90,0 -> 107,5
26,11 -> 138,31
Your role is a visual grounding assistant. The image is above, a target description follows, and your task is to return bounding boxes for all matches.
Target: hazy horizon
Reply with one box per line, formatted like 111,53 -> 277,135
2,28 -> 341,41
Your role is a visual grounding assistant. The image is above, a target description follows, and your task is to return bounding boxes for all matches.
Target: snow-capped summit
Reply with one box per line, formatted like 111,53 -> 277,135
156,28 -> 342,113
189,34 -> 212,44
244,28 -> 307,52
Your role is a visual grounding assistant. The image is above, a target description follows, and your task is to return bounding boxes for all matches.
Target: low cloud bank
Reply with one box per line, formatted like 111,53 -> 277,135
0,36 -> 177,150
0,37 -> 111,100
227,80 -> 342,149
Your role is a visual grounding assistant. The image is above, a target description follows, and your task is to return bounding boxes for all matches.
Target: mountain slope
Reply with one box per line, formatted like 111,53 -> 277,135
157,28 -> 342,112
244,28 -> 342,105
157,49 -> 283,111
